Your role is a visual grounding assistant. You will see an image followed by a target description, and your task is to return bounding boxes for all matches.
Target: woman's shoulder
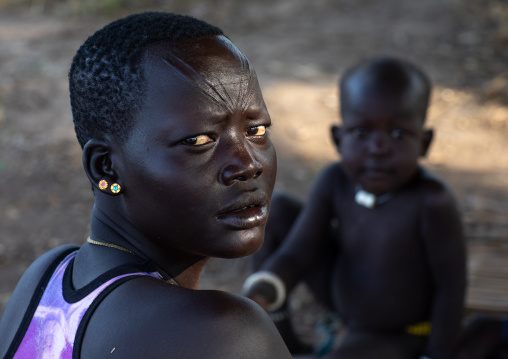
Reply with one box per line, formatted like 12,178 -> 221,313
0,244 -> 79,315
0,245 -> 79,357
80,277 -> 292,359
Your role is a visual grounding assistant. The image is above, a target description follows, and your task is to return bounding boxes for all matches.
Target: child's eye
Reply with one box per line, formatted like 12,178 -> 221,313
246,125 -> 266,136
391,129 -> 408,139
350,127 -> 368,138
182,134 -> 214,146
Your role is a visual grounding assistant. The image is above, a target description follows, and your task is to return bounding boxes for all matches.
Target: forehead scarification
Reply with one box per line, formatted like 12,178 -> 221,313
160,48 -> 258,114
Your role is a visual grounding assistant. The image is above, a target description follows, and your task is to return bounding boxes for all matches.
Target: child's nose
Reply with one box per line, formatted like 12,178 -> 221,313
368,133 -> 391,155
219,141 -> 263,185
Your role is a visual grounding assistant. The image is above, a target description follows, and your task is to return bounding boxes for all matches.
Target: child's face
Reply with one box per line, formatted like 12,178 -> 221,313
335,86 -> 431,195
113,36 -> 276,259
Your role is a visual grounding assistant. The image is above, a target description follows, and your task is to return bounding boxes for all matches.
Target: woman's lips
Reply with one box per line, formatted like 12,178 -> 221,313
216,204 -> 268,229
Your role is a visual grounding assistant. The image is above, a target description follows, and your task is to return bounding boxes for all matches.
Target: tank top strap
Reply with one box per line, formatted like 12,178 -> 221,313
10,250 -> 161,359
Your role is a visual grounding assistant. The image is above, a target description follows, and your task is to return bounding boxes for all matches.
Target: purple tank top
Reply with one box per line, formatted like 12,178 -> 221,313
9,250 -> 162,359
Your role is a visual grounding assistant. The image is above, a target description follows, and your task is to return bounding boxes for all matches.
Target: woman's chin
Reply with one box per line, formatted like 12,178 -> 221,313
215,230 -> 265,259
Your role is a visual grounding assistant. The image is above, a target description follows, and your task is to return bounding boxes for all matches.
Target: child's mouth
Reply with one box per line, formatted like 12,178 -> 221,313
364,167 -> 392,177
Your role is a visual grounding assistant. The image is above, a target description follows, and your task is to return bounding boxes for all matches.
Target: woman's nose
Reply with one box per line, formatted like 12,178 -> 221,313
219,140 -> 263,185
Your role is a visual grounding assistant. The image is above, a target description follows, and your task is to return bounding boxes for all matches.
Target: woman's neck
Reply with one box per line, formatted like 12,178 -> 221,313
89,203 -> 209,289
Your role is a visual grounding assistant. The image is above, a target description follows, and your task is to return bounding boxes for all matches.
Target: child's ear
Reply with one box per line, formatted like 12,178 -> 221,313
331,125 -> 342,153
420,128 -> 434,157
82,139 -> 118,195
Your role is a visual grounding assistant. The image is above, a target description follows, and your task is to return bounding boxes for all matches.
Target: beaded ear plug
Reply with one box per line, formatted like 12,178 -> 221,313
99,180 -> 108,191
110,183 -> 121,194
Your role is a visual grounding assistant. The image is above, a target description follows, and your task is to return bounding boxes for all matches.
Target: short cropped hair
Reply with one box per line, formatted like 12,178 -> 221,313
340,56 -> 431,121
69,12 -> 223,148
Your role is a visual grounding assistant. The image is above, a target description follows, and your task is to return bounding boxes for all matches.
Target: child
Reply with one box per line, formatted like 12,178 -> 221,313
244,56 -> 467,359
0,12 -> 291,359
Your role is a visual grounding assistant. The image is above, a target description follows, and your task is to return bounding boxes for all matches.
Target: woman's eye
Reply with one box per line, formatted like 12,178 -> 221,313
182,134 -> 213,146
246,125 -> 266,136
391,129 -> 407,139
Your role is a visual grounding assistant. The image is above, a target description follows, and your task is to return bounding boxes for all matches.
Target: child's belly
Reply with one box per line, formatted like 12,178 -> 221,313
330,254 -> 432,331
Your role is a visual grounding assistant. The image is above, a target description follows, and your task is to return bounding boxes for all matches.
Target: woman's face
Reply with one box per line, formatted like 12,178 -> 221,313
112,36 -> 276,260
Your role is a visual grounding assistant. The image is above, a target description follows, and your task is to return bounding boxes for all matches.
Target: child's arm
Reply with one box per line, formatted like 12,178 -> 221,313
421,183 -> 467,359
246,164 -> 338,304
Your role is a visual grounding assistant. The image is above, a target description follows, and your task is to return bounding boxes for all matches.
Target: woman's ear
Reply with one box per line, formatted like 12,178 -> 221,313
82,139 -> 119,195
331,125 -> 342,153
421,128 -> 434,157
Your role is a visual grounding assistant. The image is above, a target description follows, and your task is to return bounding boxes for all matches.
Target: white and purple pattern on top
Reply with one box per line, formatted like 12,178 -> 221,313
12,251 -> 162,359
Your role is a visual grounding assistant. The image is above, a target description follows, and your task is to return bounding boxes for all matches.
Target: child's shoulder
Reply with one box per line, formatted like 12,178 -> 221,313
413,166 -> 460,214
307,162 -> 351,199
80,276 -> 290,359
321,161 -> 346,176
415,166 -> 456,200
316,161 -> 350,185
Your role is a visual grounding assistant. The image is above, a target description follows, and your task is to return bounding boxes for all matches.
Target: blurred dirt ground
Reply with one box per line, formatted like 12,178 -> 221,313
1,0 -> 507,346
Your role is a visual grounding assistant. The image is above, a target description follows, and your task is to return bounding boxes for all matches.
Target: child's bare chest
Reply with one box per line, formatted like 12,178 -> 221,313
333,192 -> 425,266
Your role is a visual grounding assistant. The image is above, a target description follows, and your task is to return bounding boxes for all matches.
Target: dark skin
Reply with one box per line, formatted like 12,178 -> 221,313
247,63 -> 466,359
0,35 -> 291,359
457,316 -> 508,359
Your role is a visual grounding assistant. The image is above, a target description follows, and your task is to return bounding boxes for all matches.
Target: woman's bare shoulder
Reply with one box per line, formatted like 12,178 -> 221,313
80,276 -> 292,359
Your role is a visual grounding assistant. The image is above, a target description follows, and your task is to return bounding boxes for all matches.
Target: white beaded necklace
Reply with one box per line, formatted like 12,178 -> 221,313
354,186 -> 393,208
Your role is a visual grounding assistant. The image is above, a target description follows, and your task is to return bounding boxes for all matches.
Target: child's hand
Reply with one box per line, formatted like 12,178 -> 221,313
243,281 -> 277,311
242,272 -> 283,312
